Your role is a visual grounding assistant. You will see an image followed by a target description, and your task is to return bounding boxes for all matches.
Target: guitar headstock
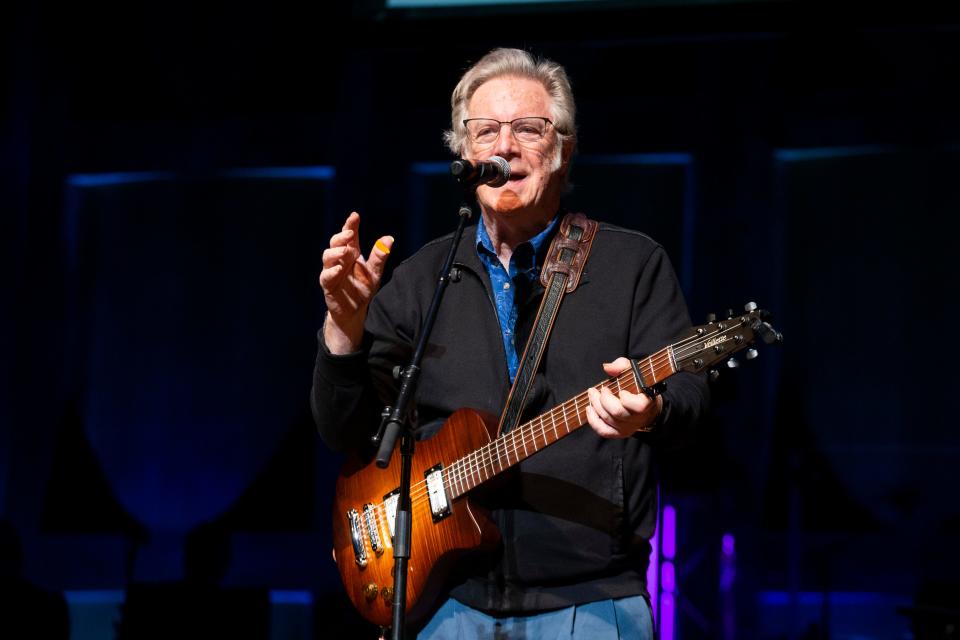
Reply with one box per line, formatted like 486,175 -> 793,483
673,302 -> 782,380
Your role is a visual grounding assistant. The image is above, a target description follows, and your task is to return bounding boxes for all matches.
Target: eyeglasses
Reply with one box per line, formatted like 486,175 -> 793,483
462,117 -> 555,146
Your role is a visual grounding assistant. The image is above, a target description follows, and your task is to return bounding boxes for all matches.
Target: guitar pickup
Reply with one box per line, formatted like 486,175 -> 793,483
362,503 -> 384,555
425,464 -> 451,523
382,489 -> 399,540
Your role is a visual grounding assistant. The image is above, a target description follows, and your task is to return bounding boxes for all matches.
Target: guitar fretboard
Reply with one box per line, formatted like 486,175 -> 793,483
443,346 -> 676,499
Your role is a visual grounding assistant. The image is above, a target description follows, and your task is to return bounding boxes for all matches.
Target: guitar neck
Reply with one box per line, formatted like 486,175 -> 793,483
445,346 -> 677,499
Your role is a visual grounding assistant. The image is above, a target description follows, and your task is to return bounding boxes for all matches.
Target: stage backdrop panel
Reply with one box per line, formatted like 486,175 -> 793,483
62,170 -> 332,536
771,146 -> 960,585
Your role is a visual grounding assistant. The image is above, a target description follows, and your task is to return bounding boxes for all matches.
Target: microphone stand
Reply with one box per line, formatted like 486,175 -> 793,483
371,193 -> 476,640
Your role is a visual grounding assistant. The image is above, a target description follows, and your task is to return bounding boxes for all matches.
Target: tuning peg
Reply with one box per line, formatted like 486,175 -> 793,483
726,358 -> 739,369
759,322 -> 783,345
746,348 -> 758,360
726,308 -> 735,319
707,313 -> 717,323
744,301 -> 758,312
709,369 -> 720,382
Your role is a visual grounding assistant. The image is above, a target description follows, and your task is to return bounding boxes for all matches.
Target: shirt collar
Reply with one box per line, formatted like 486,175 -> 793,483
475,215 -> 559,274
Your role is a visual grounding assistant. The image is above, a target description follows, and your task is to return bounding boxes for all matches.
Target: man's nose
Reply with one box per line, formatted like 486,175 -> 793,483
492,122 -> 519,157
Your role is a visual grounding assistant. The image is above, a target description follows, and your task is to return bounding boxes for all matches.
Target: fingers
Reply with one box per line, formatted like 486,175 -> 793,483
320,213 -> 364,294
586,382 -> 657,440
587,387 -> 623,438
319,213 -> 395,321
585,400 -> 622,439
319,245 -> 358,294
590,385 -> 645,421
365,236 -> 394,281
322,244 -> 358,268
602,357 -> 632,376
331,213 -> 361,250
616,388 -> 650,415
342,211 -> 360,234
318,263 -> 345,290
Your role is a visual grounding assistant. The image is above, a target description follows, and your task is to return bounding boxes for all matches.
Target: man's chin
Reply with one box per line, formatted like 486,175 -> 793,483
488,189 -> 525,214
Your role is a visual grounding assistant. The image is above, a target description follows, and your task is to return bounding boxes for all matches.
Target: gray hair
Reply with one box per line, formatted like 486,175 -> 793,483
443,48 -> 577,160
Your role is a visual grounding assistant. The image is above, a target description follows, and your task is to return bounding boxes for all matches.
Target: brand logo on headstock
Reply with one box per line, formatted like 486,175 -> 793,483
704,335 -> 729,349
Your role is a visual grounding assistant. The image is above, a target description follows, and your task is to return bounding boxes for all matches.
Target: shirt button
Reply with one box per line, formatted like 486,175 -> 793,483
503,283 -> 510,290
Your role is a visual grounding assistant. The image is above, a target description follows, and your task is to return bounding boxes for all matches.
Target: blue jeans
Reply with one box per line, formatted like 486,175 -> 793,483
415,595 -> 655,640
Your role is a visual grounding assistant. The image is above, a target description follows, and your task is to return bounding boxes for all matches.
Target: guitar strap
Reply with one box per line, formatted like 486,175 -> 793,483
497,212 -> 598,436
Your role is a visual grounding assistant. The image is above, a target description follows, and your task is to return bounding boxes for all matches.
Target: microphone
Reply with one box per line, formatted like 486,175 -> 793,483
450,156 -> 510,188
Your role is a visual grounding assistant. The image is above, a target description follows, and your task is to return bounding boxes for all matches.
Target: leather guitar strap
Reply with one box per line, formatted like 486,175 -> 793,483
497,212 -> 598,436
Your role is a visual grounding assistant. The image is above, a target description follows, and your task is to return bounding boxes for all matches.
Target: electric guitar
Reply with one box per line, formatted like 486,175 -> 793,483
332,304 -> 781,627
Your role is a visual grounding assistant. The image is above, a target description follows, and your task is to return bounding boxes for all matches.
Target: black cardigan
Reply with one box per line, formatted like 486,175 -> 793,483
312,221 -> 709,614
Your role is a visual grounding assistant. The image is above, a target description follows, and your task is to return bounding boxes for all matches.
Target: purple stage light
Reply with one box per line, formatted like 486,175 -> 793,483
662,561 -> 676,594
722,533 -> 735,556
662,505 -> 676,560
661,592 -> 675,640
656,503 -> 677,640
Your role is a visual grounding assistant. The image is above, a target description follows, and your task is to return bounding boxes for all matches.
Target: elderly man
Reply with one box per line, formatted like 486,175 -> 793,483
313,48 -> 708,639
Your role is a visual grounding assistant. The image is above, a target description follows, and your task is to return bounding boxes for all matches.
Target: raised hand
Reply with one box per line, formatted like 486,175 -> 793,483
319,212 -> 393,354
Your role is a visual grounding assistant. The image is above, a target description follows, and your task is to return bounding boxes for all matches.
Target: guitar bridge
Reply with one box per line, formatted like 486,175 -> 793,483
425,464 -> 451,523
346,509 -> 367,568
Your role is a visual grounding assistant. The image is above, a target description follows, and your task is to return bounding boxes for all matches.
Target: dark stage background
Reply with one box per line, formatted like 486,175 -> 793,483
2,1 -> 959,638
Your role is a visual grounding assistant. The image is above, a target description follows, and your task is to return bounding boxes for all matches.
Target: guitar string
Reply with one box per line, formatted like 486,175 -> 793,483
359,321 -> 755,545
358,376 -> 613,540
432,319 -> 745,492
361,372 -> 638,538
362,320 -> 743,534
357,320 -> 751,541
382,319 -> 741,514
358,377 -> 625,544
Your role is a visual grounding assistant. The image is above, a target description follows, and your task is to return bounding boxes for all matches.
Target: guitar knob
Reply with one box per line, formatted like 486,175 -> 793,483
746,348 -> 758,360
363,583 -> 379,601
726,358 -> 739,369
381,586 -> 394,604
744,301 -> 758,312
709,369 -> 720,382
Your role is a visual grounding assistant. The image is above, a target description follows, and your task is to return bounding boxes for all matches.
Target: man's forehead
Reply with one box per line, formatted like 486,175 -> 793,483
468,76 -> 551,116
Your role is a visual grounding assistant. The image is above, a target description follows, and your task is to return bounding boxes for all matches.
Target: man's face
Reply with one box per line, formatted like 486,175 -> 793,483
465,76 -> 569,222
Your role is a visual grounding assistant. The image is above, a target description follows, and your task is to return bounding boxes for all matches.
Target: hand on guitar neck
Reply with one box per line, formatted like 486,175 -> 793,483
586,357 -> 664,438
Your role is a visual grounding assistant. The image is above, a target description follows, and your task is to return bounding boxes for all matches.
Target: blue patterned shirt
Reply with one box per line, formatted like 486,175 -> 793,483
476,216 -> 558,383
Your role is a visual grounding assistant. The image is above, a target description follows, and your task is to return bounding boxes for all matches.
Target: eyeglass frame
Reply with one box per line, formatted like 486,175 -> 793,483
462,116 -> 558,146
